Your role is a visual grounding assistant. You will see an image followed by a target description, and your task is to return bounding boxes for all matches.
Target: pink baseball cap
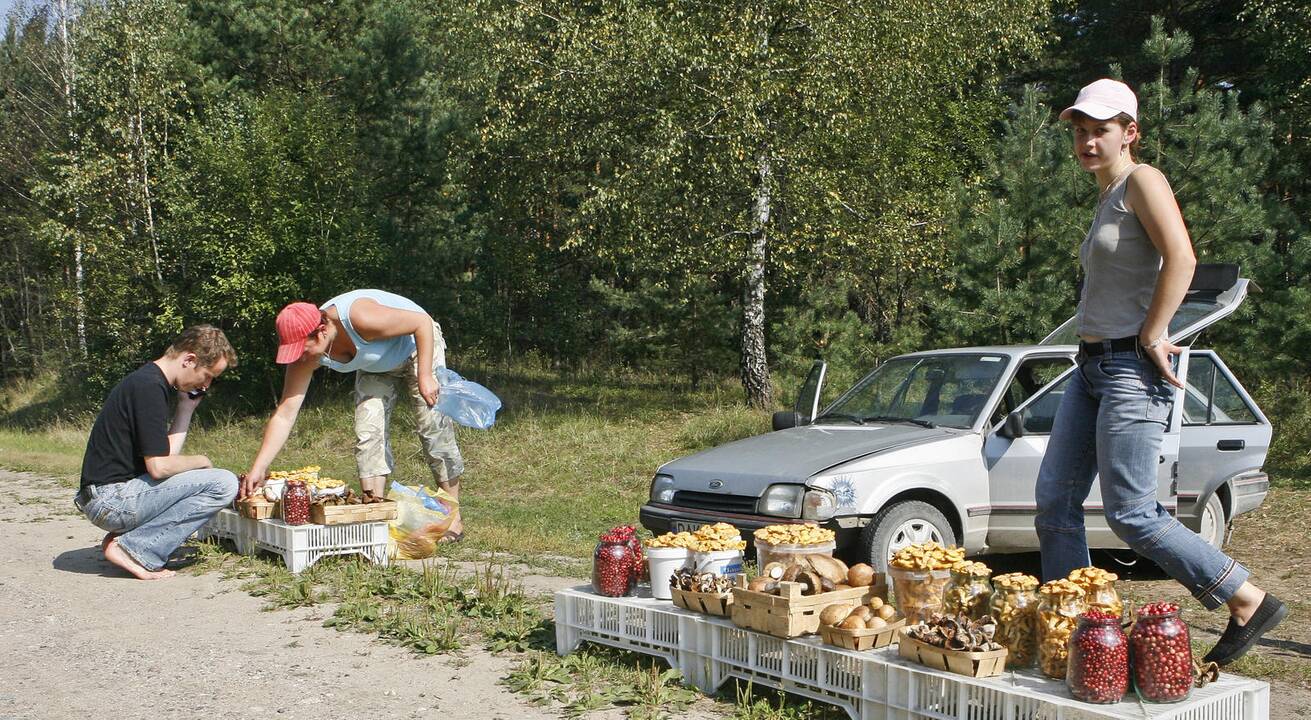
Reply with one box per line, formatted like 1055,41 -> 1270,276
1060,79 -> 1138,122
274,302 -> 323,364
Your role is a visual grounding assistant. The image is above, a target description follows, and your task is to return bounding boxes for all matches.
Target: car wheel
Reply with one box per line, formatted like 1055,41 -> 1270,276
860,500 -> 957,572
1199,493 -> 1227,549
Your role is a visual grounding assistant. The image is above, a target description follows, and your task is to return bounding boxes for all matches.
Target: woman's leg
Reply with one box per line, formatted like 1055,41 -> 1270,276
355,370 -> 399,496
407,320 -> 465,535
1034,363 -> 1101,581
1091,351 -> 1283,663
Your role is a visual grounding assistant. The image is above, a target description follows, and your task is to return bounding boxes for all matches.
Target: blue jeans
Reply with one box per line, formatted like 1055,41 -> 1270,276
1034,347 -> 1247,610
81,468 -> 239,571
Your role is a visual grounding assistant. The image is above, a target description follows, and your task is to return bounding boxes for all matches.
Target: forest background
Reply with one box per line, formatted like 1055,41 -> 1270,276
1,0 -> 1308,485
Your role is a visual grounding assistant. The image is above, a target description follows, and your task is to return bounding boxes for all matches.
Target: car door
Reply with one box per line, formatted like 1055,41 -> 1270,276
983,351 -> 1189,552
1175,350 -> 1271,534
984,263 -> 1249,553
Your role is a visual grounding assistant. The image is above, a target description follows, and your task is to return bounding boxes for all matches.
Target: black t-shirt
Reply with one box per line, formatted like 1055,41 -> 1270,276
80,363 -> 173,489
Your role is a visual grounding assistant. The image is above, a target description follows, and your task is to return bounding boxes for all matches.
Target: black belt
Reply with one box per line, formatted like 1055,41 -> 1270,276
1079,336 -> 1140,357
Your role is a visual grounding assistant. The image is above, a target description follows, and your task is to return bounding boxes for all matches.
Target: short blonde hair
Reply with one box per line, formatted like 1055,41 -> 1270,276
167,325 -> 238,369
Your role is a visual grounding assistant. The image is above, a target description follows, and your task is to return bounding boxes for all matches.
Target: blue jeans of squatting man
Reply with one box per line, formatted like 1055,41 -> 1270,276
1034,347 -> 1247,610
82,468 -> 238,571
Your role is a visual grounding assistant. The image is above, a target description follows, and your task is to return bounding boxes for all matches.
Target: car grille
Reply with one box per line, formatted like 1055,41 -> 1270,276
672,491 -> 758,514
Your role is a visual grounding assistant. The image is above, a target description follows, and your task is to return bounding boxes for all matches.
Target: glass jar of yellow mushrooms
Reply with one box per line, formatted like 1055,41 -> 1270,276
888,542 -> 964,624
942,560 -> 993,620
1067,566 -> 1123,619
989,572 -> 1039,668
1038,579 -> 1088,679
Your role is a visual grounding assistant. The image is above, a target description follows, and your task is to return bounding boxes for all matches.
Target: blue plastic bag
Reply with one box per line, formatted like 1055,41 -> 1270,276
433,367 -> 502,430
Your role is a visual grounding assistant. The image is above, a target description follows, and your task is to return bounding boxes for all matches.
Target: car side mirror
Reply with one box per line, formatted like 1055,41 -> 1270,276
772,411 -> 799,431
997,411 -> 1025,439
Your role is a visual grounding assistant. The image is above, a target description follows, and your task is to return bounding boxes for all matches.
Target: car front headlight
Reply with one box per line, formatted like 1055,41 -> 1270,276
649,474 -> 676,504
758,484 -> 805,517
802,488 -> 838,521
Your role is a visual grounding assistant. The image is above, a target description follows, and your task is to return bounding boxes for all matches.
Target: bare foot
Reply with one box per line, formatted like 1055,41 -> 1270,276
103,538 -> 175,580
101,532 -> 120,554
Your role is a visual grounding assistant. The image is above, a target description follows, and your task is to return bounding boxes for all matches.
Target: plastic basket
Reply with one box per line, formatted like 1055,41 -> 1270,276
550,589 -> 1271,720
249,518 -> 389,573
554,586 -> 710,690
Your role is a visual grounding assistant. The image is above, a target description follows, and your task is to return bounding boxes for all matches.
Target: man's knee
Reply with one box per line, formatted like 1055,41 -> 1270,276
210,468 -> 239,503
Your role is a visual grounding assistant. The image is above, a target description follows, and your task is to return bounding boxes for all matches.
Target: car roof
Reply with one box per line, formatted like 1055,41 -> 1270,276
893,345 -> 1077,360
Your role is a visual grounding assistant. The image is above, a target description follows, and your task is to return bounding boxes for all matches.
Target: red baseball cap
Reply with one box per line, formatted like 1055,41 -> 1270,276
275,302 -> 323,364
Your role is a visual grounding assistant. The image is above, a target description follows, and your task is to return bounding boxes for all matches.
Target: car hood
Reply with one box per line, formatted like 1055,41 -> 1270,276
659,423 -> 945,496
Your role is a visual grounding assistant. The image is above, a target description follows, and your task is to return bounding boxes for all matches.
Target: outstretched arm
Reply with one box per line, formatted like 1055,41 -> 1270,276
1127,166 -> 1196,389
242,361 -> 316,497
350,299 -> 438,406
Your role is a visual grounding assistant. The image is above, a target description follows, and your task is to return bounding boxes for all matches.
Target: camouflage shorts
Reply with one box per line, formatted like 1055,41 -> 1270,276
353,321 -> 465,484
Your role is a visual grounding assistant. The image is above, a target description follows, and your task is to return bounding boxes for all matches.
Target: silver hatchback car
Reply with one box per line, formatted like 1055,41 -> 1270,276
640,266 -> 1271,570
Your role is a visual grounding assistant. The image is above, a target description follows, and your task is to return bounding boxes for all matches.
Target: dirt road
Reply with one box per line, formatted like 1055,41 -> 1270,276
0,471 -> 687,720
3,469 -> 1306,719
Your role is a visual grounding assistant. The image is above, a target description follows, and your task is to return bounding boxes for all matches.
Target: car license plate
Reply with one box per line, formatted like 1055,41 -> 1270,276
670,519 -> 701,533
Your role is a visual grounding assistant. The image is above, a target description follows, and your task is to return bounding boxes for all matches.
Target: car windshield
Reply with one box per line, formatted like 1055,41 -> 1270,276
818,354 -> 1008,429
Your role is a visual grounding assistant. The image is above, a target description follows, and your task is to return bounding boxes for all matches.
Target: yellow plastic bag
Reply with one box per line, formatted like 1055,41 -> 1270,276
386,481 -> 458,560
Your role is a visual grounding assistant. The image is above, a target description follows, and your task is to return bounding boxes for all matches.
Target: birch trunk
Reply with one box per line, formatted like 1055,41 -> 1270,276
57,0 -> 87,358
740,150 -> 773,408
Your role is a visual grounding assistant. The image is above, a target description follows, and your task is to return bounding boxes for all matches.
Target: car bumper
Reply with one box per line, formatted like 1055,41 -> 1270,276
638,503 -> 853,550
1231,471 -> 1269,516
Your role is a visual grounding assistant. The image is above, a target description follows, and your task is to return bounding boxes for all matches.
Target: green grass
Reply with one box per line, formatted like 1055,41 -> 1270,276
1,364 -> 770,561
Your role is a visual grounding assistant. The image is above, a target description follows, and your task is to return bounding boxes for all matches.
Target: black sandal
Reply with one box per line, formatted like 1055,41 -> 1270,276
1202,592 -> 1287,666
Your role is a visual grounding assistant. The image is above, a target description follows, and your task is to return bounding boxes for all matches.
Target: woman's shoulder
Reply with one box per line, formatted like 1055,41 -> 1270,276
1124,164 -> 1175,209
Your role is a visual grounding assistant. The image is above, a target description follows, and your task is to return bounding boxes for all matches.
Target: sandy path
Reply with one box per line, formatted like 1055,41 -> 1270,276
3,469 -> 1305,720
0,471 -> 725,720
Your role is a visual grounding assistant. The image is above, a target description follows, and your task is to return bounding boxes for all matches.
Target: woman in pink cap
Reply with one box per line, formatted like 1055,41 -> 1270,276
1033,79 -> 1283,665
241,289 -> 466,541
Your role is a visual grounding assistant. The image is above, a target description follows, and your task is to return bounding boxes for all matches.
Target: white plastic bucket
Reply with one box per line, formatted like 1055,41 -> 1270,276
646,546 -> 690,600
690,549 -> 744,577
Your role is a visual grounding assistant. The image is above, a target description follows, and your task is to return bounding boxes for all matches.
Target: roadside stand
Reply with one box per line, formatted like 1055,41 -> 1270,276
555,522 -> 1271,720
199,466 -> 393,573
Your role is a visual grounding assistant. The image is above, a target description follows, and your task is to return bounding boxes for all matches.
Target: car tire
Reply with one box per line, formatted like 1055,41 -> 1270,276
860,500 -> 957,573
1199,492 -> 1227,549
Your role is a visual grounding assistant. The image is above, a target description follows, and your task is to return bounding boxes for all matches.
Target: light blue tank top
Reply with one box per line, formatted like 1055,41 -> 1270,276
319,290 -> 426,374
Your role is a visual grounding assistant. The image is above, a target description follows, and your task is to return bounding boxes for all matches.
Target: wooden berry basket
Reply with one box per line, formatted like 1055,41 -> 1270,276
670,586 -> 734,616
819,617 -> 906,651
729,575 -> 880,638
236,496 -> 276,520
896,627 -> 1008,678
310,499 -> 398,525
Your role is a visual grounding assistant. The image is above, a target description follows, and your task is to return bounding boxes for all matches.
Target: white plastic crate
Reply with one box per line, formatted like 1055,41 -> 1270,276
554,586 -> 710,690
699,617 -> 1269,720
250,517 -> 389,573
197,509 -> 389,573
551,590 -> 1270,720
197,508 -> 255,554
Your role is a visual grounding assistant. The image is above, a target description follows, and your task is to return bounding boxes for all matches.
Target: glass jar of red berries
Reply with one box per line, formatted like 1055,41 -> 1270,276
592,525 -> 640,597
1131,602 -> 1193,703
282,479 -> 311,525
1066,610 -> 1129,704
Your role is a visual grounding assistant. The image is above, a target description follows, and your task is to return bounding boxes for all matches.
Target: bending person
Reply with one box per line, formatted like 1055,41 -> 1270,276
242,289 -> 465,541
75,325 -> 239,580
1034,79 -> 1284,666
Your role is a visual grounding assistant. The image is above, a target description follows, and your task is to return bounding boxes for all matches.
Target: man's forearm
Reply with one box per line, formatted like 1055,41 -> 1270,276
146,453 -> 212,480
168,404 -> 196,455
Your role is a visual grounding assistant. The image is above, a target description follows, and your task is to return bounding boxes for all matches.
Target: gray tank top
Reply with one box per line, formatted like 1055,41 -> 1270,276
1075,165 -> 1161,339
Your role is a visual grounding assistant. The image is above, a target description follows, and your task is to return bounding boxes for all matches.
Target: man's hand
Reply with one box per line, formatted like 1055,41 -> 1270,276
241,467 -> 267,500
417,372 -> 439,408
1142,337 -> 1184,388
177,389 -> 204,410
